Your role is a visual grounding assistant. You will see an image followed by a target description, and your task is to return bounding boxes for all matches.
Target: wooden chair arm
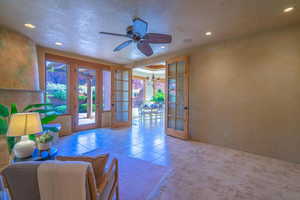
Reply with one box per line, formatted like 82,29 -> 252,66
104,158 -> 118,177
97,158 -> 119,200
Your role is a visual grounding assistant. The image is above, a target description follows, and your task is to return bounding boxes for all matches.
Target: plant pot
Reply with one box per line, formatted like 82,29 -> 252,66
37,142 -> 51,151
0,135 -> 9,168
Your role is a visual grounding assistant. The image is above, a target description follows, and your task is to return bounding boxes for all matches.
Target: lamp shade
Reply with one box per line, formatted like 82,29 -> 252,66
7,113 -> 43,136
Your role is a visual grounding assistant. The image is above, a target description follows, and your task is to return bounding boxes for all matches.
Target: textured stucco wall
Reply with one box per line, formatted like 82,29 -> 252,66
0,27 -> 42,119
189,25 -> 300,163
0,26 -> 39,90
0,26 -> 42,109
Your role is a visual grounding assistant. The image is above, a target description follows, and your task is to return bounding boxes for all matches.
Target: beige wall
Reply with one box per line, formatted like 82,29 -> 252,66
102,112 -> 111,128
0,26 -> 42,108
0,26 -> 40,90
189,25 -> 300,163
132,24 -> 300,163
52,115 -> 73,136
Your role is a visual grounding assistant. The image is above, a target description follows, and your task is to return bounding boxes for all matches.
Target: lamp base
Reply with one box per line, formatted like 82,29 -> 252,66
14,140 -> 36,158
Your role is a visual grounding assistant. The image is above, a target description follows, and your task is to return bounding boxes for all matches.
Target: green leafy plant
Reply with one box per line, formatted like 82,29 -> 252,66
0,104 -> 15,135
78,95 -> 87,102
46,83 -> 67,101
79,104 -> 96,113
36,132 -> 53,144
151,89 -> 165,103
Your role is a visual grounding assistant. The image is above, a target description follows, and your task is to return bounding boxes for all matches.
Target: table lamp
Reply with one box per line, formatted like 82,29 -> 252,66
7,113 -> 43,158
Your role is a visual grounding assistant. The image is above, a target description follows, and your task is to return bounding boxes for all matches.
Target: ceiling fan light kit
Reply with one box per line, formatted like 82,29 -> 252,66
100,17 -> 172,56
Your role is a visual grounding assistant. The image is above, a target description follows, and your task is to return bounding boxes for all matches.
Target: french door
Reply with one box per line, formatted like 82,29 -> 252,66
111,68 -> 132,128
165,56 -> 189,139
74,66 -> 101,131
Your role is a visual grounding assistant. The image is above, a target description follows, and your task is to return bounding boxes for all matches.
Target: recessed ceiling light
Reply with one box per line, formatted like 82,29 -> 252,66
55,42 -> 63,46
24,24 -> 36,29
161,46 -> 165,49
284,7 -> 294,13
205,32 -> 212,36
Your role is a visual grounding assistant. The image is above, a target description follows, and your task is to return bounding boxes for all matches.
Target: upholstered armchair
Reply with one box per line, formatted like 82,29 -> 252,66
1,156 -> 119,200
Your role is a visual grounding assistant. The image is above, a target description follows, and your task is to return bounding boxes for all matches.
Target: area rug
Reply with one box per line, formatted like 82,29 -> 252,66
84,150 -> 172,200
144,142 -> 300,200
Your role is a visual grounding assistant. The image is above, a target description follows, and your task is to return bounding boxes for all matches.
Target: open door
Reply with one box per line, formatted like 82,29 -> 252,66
74,66 -> 101,131
165,56 -> 189,139
111,68 -> 132,128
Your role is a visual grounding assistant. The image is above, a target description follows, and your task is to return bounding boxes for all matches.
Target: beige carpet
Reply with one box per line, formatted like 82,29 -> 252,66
150,140 -> 300,200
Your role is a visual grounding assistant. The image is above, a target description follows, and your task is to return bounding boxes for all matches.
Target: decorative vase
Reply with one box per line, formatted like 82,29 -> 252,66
37,142 -> 51,151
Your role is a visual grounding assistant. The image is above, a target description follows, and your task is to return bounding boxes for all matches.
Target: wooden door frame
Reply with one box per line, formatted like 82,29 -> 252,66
73,64 -> 102,131
44,53 -> 109,132
43,56 -> 72,116
165,56 -> 190,140
111,68 -> 132,128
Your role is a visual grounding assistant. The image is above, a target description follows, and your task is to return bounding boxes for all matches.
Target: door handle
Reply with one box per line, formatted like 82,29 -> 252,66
112,104 -> 115,106
184,106 -> 188,110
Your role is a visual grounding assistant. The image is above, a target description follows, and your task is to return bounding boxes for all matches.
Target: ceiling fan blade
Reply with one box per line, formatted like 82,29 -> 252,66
133,17 -> 148,37
99,32 -> 130,38
137,41 -> 153,56
143,33 -> 172,44
114,40 -> 133,52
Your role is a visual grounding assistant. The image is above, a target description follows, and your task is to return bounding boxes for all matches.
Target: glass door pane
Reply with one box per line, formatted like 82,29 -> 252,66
45,60 -> 69,115
112,69 -> 131,127
167,62 -> 185,131
166,57 -> 189,139
77,67 -> 97,126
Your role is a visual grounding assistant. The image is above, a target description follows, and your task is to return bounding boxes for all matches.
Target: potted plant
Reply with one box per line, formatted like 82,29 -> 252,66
36,132 -> 54,151
151,89 -> 165,104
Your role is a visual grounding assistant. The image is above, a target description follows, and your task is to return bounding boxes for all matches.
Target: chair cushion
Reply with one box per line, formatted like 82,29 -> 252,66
1,161 -> 43,200
56,154 -> 109,186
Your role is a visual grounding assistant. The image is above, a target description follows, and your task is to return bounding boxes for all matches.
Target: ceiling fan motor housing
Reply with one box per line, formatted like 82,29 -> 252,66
127,25 -> 141,41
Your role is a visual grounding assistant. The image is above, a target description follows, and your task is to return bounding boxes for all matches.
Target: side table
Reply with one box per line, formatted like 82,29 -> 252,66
11,147 -> 58,163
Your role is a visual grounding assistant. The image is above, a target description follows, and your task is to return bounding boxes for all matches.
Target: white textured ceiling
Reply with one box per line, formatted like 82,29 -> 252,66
0,0 -> 300,64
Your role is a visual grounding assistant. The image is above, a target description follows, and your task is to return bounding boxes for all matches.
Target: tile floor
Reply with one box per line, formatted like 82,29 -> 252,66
54,117 -> 300,200
55,118 -> 170,166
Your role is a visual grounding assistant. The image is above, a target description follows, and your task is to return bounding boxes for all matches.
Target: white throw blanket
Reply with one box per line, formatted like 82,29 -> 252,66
37,160 -> 89,200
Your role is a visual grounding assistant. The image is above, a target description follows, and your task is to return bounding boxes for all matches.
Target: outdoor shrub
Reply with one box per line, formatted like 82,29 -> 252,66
55,105 -> 67,114
46,83 -> 67,101
79,104 -> 96,113
79,104 -> 87,113
152,89 -> 165,103
78,95 -> 87,102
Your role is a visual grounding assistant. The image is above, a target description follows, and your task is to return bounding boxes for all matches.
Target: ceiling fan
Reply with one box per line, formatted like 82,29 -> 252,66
99,17 -> 172,57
